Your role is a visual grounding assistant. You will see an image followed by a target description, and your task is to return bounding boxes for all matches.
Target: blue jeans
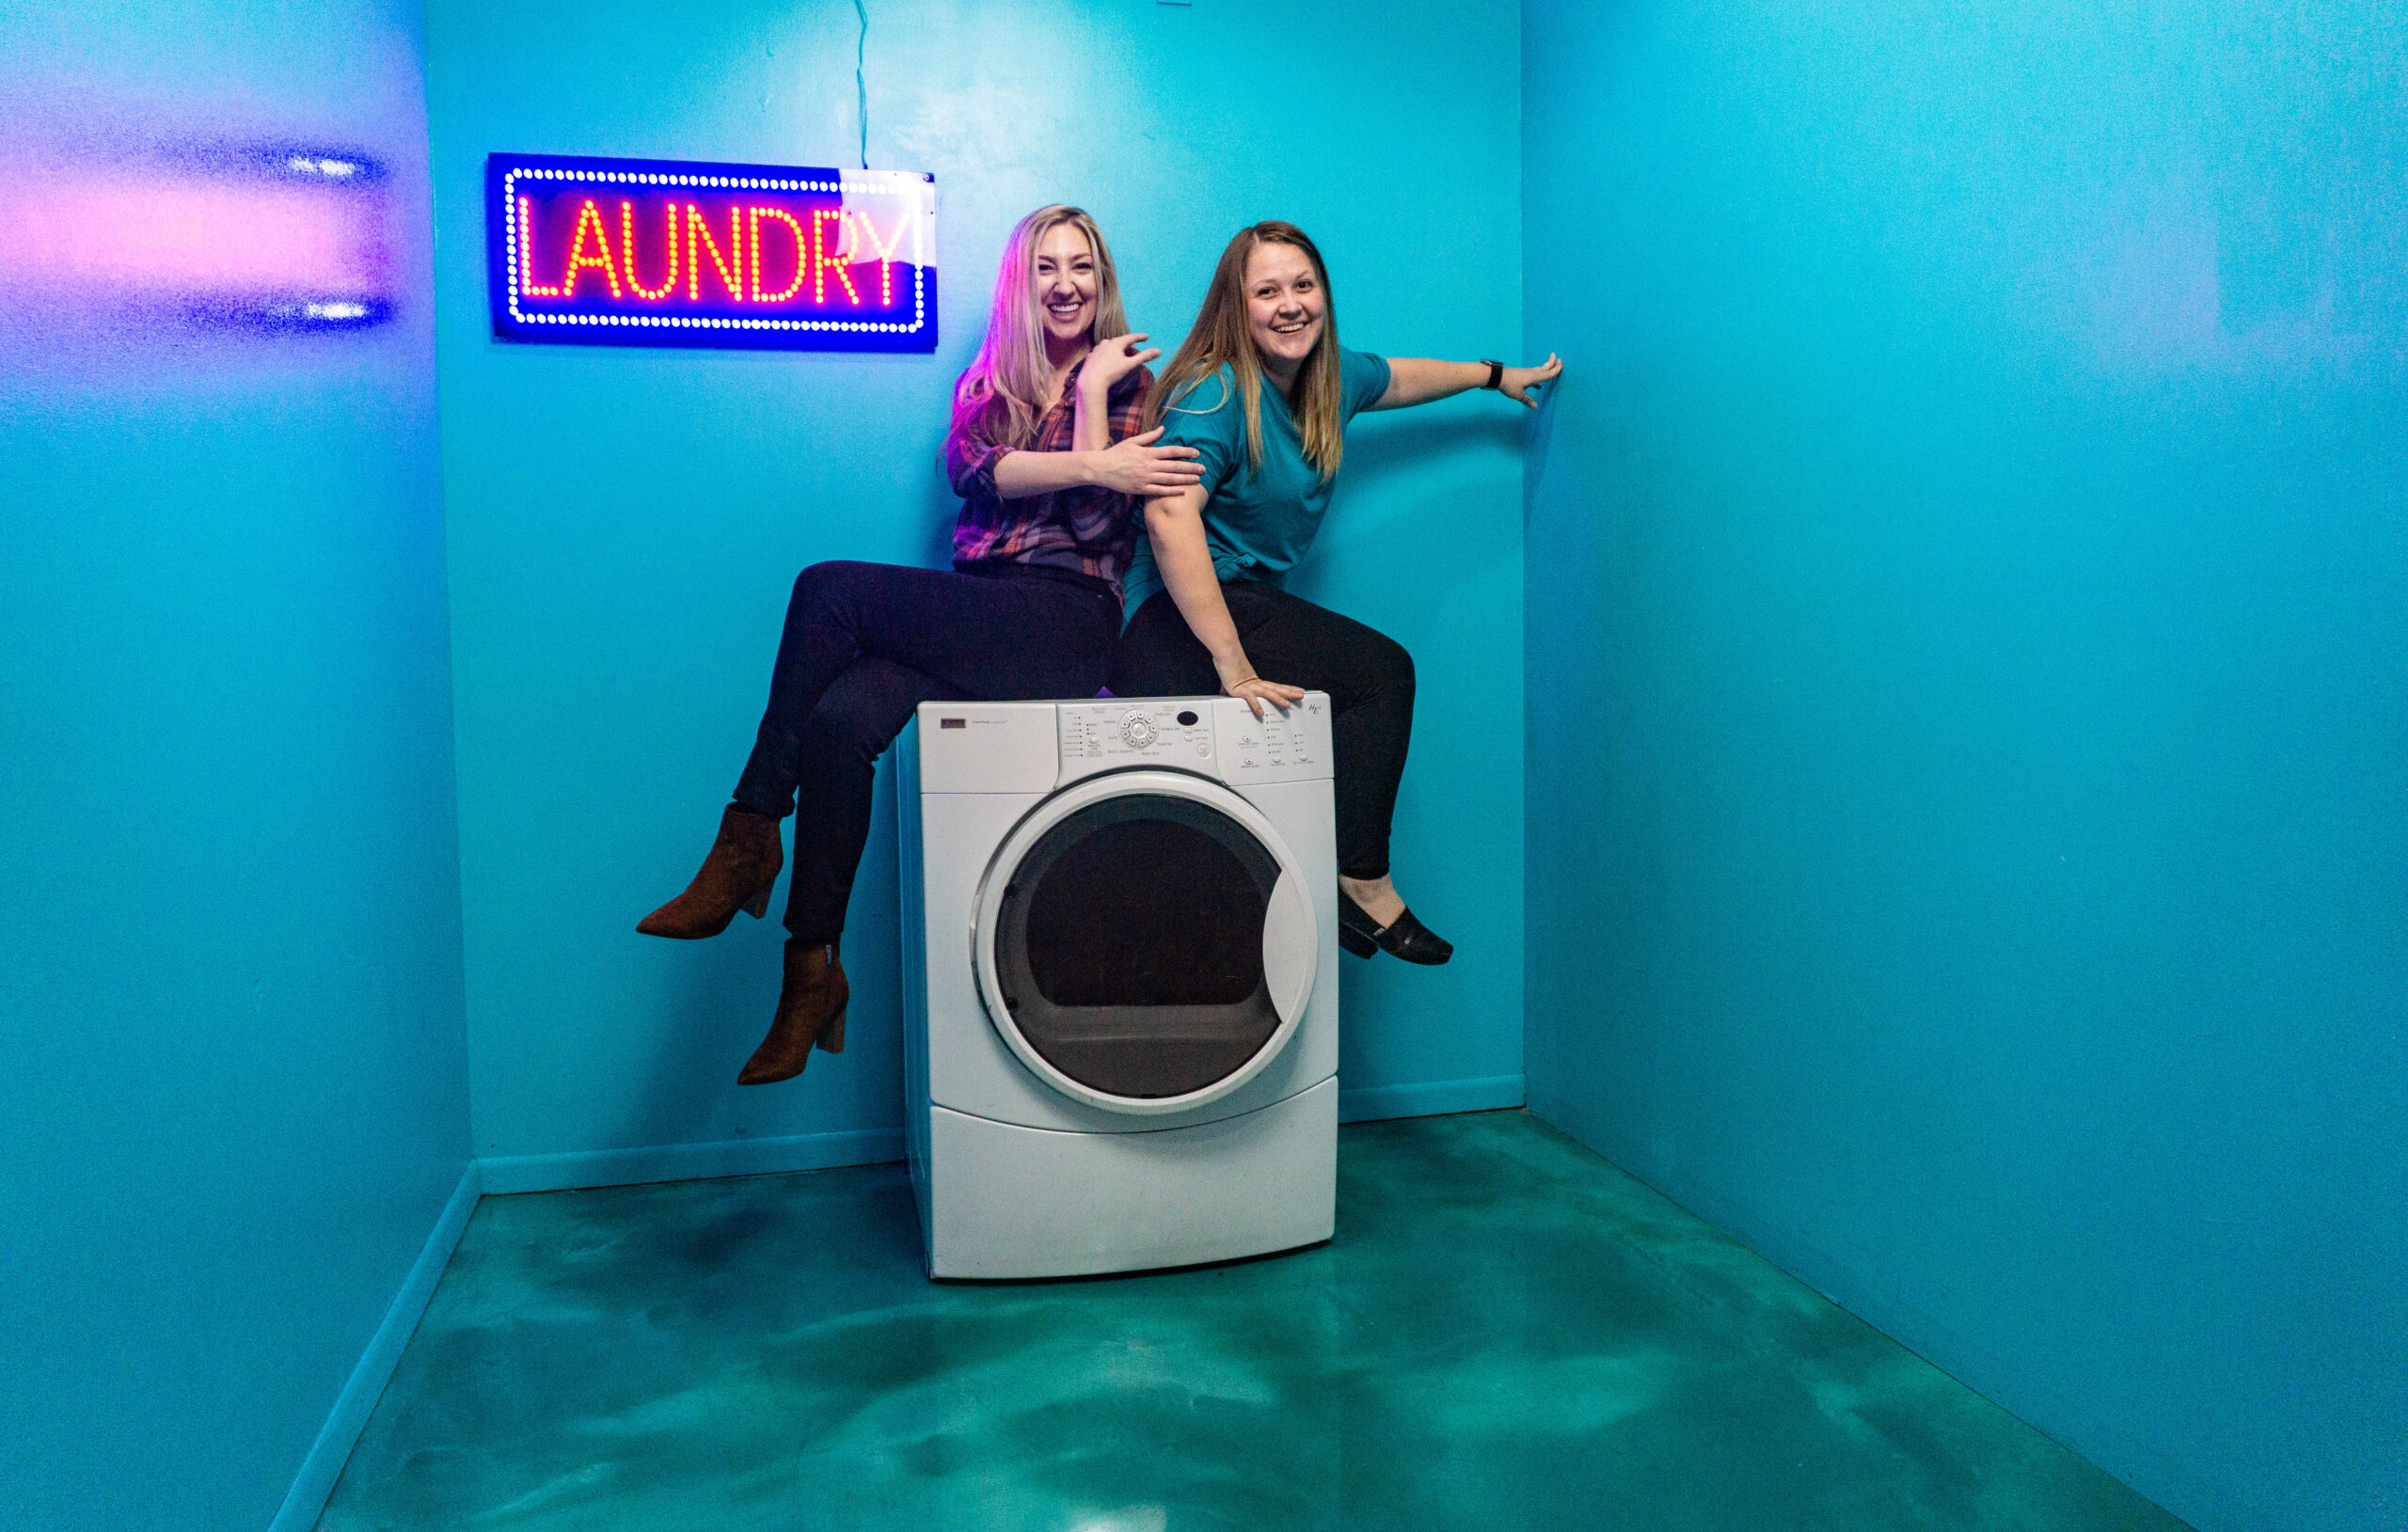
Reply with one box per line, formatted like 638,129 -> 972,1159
733,560 -> 1118,940
1111,581 -> 1416,880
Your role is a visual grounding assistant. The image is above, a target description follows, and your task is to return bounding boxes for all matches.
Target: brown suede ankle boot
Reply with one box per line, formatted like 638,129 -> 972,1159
737,938 -> 848,1085
637,806 -> 784,940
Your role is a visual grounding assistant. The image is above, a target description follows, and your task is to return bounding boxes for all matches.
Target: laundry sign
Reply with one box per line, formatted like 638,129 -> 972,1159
484,152 -> 937,352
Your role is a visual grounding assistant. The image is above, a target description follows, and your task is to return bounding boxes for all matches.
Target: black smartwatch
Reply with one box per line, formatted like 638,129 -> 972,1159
1480,359 -> 1505,391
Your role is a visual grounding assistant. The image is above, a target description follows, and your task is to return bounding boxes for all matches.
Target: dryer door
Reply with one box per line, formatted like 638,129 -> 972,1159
973,769 -> 1319,1116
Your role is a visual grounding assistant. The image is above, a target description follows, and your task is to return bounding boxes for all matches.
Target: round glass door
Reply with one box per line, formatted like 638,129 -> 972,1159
981,780 -> 1313,1111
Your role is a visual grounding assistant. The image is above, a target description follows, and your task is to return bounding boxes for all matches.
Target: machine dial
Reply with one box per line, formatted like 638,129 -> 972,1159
1119,712 -> 1157,750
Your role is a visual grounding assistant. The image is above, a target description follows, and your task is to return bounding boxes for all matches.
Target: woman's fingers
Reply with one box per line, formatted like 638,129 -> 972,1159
1127,426 -> 1164,445
1229,678 -> 1305,717
1505,355 -> 1562,406
1133,347 -> 1163,366
1134,444 -> 1204,492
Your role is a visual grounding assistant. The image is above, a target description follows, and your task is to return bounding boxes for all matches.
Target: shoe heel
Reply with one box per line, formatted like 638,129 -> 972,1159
817,1007 -> 847,1054
742,885 -> 770,920
1339,924 -> 1377,958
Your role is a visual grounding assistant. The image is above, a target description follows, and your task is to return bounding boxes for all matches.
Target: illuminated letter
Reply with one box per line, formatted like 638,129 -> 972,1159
516,196 -> 562,297
622,200 -> 679,301
746,207 -> 807,303
561,198 -> 624,300
686,204 -> 744,301
813,208 -> 862,306
848,208 -> 908,307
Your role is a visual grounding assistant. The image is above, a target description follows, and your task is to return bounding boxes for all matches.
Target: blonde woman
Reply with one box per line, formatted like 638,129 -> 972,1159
1111,220 -> 1560,965
640,205 -> 1200,1083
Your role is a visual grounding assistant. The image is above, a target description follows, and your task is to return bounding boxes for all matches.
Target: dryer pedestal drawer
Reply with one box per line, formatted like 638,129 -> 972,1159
921,1076 -> 1337,1279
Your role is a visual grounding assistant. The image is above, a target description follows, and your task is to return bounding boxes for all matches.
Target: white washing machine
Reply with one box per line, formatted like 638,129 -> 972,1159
895,693 -> 1339,1279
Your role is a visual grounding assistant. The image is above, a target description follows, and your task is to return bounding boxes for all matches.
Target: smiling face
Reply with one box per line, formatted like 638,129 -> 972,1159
1244,239 -> 1324,374
1031,221 -> 1099,346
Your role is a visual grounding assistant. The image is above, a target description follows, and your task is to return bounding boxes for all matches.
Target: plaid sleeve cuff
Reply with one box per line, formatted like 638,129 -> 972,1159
946,435 -> 1012,503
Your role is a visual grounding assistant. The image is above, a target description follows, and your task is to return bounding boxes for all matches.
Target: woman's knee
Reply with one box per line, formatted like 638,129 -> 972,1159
1365,631 -> 1416,700
790,560 -> 854,606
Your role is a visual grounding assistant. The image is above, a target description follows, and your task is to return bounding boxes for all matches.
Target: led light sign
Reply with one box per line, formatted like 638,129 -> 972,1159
484,152 -> 937,352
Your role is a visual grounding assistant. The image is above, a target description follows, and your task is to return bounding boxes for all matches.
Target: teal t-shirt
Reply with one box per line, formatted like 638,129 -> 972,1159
1120,346 -> 1393,623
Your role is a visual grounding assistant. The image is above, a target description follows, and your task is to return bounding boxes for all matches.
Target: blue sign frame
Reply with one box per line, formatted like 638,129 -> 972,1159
484,151 -> 938,353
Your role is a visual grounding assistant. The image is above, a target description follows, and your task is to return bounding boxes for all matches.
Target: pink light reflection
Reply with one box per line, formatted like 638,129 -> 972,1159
14,178 -> 367,292
0,164 -> 382,297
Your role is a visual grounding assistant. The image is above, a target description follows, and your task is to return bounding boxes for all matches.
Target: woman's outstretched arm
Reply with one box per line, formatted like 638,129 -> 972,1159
1143,485 -> 1306,718
1369,353 -> 1562,411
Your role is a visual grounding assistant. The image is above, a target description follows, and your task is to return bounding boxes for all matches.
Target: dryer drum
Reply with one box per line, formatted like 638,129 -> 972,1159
992,793 -> 1286,1099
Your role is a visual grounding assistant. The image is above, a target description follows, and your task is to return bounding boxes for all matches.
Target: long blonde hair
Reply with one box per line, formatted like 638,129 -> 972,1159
950,205 -> 1130,450
1145,221 -> 1345,481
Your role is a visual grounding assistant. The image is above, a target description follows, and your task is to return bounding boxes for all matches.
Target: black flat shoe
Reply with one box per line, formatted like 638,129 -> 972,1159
1337,890 -> 1454,965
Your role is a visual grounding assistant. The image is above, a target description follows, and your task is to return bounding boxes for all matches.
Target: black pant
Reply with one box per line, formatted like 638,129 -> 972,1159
1111,581 -> 1416,879
734,560 -> 1118,940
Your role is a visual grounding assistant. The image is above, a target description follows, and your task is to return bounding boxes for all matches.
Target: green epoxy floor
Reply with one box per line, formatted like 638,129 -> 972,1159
321,1111 -> 2188,1531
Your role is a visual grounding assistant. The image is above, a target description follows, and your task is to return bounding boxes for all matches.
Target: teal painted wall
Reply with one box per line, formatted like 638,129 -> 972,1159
0,4 -> 472,1528
1522,4 -> 2405,1530
424,0 -> 1525,1165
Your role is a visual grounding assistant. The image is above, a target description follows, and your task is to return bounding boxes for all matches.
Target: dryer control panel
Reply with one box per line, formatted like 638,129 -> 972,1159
1054,694 -> 1333,786
1057,700 -> 1218,778
1212,693 -> 1331,785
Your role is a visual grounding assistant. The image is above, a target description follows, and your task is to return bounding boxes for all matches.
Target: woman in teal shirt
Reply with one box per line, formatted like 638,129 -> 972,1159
1112,220 -> 1560,964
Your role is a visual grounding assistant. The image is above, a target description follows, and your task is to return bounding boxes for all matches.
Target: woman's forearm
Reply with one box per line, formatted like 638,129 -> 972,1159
1070,375 -> 1112,453
990,377 -> 1119,498
1371,357 -> 1488,410
1145,493 -> 1252,681
990,450 -> 1097,499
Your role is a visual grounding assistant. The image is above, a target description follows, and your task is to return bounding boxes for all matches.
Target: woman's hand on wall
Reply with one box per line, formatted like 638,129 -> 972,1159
1498,353 -> 1563,407
1090,428 -> 1204,497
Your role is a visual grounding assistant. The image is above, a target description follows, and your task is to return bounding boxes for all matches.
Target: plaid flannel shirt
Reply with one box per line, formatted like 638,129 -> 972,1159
944,357 -> 1153,593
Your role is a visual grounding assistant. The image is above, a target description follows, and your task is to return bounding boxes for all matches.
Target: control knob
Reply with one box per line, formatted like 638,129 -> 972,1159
1119,712 -> 1157,749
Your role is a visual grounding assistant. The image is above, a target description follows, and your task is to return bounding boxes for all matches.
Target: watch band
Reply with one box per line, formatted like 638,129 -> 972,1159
1480,358 -> 1505,391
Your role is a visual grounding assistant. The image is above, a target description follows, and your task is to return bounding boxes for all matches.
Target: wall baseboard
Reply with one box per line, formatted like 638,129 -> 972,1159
476,1081 -> 1529,1193
477,1127 -> 906,1194
1339,1073 -> 1525,1124
268,1161 -> 482,1532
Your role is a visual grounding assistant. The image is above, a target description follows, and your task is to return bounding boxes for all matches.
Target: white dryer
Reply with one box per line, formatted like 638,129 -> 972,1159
895,693 -> 1338,1279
